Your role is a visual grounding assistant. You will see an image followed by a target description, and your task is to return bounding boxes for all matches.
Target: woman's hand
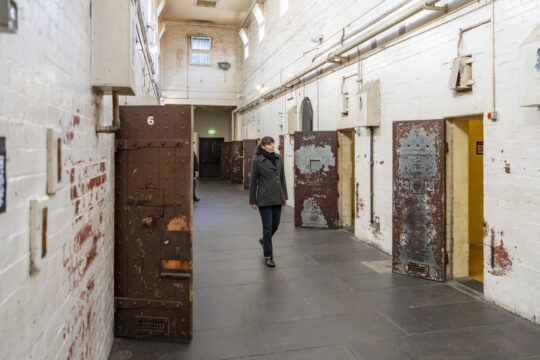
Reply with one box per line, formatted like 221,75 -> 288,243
251,204 -> 257,210
283,201 -> 287,206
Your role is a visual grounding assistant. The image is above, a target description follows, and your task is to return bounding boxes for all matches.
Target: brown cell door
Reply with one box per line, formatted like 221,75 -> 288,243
294,131 -> 338,229
230,140 -> 244,184
243,139 -> 258,190
115,105 -> 193,342
278,135 -> 285,158
221,142 -> 231,179
199,137 -> 223,178
392,120 -> 446,282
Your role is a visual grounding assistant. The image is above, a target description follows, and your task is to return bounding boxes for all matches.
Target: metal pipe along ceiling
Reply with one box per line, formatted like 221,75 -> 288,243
233,0 -> 443,115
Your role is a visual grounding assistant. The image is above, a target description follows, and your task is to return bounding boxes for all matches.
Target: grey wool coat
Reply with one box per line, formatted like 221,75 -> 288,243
249,154 -> 288,207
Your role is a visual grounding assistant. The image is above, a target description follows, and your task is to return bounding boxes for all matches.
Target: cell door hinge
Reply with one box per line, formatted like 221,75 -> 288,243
445,142 -> 449,153
444,252 -> 449,265
337,174 -> 340,181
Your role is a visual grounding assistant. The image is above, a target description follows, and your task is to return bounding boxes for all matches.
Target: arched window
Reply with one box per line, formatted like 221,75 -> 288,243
300,97 -> 313,131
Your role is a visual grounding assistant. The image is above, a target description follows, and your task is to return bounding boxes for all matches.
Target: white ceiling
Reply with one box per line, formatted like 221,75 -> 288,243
162,0 -> 254,26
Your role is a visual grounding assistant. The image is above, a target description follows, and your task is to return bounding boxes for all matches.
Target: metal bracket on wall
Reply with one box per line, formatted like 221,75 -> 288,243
0,0 -> 17,33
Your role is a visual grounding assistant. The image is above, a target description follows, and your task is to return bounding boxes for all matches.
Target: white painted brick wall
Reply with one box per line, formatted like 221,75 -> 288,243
240,0 -> 540,324
161,22 -> 241,106
0,1 -> 158,359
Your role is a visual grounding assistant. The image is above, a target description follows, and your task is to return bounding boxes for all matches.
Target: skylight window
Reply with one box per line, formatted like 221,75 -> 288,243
259,23 -> 265,42
252,4 -> 264,25
280,0 -> 289,16
239,28 -> 249,45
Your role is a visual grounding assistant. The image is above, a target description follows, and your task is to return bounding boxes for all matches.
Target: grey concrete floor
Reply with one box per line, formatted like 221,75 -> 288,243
111,180 -> 540,360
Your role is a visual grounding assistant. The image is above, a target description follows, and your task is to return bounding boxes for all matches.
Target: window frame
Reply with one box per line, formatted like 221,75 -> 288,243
190,36 -> 212,66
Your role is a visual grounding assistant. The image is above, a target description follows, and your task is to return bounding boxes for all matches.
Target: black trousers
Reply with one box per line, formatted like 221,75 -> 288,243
258,205 -> 282,258
193,179 -> 197,200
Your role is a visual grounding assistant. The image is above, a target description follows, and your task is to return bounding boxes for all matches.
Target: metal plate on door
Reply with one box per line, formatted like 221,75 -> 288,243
161,231 -> 191,261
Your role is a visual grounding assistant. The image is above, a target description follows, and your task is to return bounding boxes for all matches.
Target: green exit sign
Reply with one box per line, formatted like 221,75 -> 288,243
208,129 -> 216,135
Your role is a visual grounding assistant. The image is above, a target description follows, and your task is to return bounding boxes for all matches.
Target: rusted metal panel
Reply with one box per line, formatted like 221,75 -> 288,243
115,105 -> 193,342
221,142 -> 231,179
230,140 -> 243,184
294,131 -> 338,229
278,135 -> 284,158
392,120 -> 446,282
243,139 -> 257,190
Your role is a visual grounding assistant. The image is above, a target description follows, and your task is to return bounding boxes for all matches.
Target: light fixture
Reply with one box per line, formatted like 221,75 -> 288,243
239,28 -> 248,44
218,62 -> 230,70
252,3 -> 264,25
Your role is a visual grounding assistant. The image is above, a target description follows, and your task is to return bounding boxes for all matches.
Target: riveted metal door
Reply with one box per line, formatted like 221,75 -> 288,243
294,131 -> 338,229
115,105 -> 193,342
230,140 -> 243,184
243,139 -> 257,190
392,120 -> 446,282
221,142 -> 231,179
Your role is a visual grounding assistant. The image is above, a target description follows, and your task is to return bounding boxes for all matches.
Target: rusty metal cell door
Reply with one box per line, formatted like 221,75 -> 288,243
221,142 -> 231,179
278,135 -> 285,158
243,139 -> 257,190
115,105 -> 193,342
392,120 -> 446,282
230,140 -> 243,184
294,131 -> 338,229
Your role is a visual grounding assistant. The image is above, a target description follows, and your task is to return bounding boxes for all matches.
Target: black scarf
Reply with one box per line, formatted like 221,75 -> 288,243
261,149 -> 277,166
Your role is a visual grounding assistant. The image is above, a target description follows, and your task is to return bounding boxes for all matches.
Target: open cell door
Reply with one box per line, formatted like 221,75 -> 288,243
294,131 -> 338,229
230,141 -> 243,184
243,139 -> 257,190
392,120 -> 446,282
115,105 -> 193,341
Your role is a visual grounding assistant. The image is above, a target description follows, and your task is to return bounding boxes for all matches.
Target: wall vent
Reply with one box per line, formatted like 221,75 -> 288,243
136,316 -> 169,336
406,261 -> 429,278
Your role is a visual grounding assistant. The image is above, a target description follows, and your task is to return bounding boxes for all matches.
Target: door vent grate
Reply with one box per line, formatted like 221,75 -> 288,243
136,316 -> 169,336
406,261 -> 429,277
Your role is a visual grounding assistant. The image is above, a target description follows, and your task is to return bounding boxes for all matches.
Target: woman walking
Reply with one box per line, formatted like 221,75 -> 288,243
249,136 -> 288,268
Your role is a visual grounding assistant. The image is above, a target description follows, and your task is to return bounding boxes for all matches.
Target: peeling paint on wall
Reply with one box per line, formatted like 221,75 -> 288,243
295,144 -> 335,175
504,160 -> 511,174
489,227 -> 513,276
355,182 -> 365,218
301,197 -> 328,228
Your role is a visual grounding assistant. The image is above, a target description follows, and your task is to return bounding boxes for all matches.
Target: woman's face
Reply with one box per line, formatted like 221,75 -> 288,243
261,142 -> 275,153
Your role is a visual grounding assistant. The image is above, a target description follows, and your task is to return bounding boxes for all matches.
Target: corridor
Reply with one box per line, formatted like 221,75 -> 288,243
110,180 -> 540,360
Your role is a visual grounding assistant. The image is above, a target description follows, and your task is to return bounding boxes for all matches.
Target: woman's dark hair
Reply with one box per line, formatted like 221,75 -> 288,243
256,136 -> 275,155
